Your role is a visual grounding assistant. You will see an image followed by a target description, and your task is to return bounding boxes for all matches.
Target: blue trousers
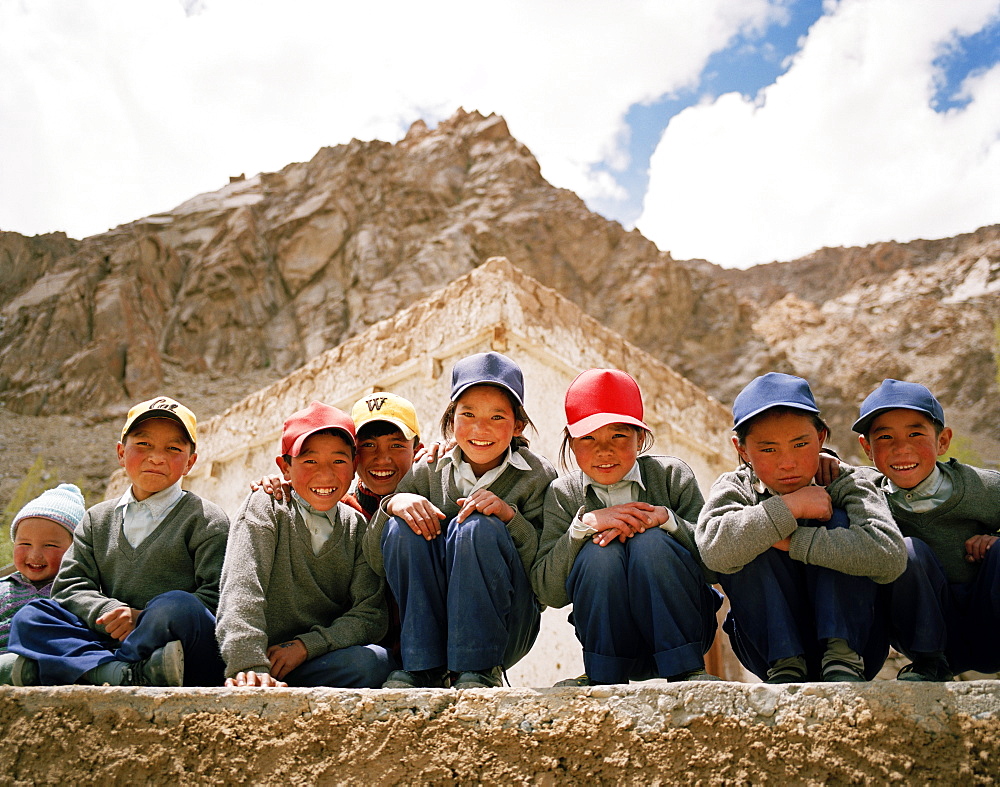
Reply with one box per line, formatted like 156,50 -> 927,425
719,509 -> 887,680
382,512 -> 540,673
888,536 -> 1000,674
9,590 -> 225,686
566,528 -> 721,684
283,644 -> 394,688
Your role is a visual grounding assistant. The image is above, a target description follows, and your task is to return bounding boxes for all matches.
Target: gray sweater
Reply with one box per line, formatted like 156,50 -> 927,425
531,455 -> 711,609
696,463 -> 905,585
364,447 -> 558,578
859,459 -> 1000,585
216,490 -> 387,678
53,492 -> 229,630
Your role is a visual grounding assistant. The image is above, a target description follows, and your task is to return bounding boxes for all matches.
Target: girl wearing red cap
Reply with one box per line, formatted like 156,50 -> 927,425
532,369 -> 722,686
363,352 -> 557,689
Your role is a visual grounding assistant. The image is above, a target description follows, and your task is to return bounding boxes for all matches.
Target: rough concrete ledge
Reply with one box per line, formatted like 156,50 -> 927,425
2,681 -> 999,784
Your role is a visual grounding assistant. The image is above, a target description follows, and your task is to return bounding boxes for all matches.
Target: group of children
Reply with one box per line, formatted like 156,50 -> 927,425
1,352 -> 997,689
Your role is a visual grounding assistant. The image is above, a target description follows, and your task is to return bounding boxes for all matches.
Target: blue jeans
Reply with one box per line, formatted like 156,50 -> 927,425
382,512 -> 540,673
719,509 -> 887,680
9,590 -> 224,686
566,528 -> 721,684
284,644 -> 394,688
888,536 -> 1000,674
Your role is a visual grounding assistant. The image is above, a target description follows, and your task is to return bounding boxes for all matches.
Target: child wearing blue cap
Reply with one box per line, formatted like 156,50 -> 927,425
853,379 -> 1000,680
696,373 -> 905,683
363,351 -> 557,689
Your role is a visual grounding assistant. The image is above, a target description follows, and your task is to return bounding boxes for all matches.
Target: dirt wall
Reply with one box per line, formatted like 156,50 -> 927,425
2,682 -> 999,784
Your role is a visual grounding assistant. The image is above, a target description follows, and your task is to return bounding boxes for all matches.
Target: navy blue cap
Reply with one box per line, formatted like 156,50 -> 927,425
732,372 -> 820,430
450,351 -> 524,405
852,379 -> 945,435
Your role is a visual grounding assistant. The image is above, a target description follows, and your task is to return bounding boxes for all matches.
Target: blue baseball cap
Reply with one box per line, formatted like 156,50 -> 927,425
450,351 -> 524,405
732,372 -> 820,430
852,379 -> 945,435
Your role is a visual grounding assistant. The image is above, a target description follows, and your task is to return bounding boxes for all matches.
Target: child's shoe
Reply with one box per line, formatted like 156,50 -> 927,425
821,638 -> 866,682
0,653 -> 40,686
85,640 -> 185,686
381,667 -> 450,689
897,653 -> 953,682
452,666 -> 503,689
766,655 -> 807,684
553,674 -> 593,687
673,668 -> 723,682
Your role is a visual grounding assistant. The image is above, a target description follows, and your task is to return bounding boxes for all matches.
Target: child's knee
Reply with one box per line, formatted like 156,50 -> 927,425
142,591 -> 210,629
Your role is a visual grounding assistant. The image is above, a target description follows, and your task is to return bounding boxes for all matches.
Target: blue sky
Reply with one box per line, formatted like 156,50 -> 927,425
1,0 -> 999,267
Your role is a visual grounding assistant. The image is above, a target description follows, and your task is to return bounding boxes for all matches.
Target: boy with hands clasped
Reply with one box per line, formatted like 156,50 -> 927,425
216,401 -> 392,688
853,379 -> 1000,680
8,397 -> 229,686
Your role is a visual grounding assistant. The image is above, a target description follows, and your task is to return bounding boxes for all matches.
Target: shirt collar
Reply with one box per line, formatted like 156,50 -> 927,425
291,490 -> 339,521
439,444 -> 530,474
116,480 -> 185,516
886,462 -> 945,497
584,459 -> 646,493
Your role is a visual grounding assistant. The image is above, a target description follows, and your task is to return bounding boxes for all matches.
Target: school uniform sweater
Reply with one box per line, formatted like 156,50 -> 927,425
696,463 -> 905,585
216,490 -> 387,678
531,455 -> 712,609
859,459 -> 1000,585
363,447 -> 558,578
52,492 -> 229,629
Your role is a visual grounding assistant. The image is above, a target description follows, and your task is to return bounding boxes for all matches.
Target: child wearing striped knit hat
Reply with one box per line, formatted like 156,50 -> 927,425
1,484 -> 85,657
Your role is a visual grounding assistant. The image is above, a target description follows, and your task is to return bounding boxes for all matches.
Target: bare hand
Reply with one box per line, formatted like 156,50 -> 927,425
266,639 -> 308,679
583,503 -> 669,546
96,606 -> 143,641
251,474 -> 292,501
456,490 -> 515,524
225,670 -> 288,688
771,536 -> 792,552
814,453 -> 841,487
965,534 -> 998,563
781,486 -> 832,521
387,493 -> 446,539
414,439 -> 458,464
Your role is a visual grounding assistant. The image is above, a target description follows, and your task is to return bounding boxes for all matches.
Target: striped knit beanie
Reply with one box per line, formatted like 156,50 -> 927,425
10,483 -> 85,540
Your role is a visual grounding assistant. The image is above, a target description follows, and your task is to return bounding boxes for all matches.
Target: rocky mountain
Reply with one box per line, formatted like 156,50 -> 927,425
1,108 -> 998,508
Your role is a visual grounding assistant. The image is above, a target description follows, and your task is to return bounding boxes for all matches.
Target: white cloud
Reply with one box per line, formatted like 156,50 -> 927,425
637,0 -> 1000,267
0,0 -> 782,239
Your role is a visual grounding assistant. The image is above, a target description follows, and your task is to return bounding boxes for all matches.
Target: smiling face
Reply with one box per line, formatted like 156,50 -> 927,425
277,431 -> 356,511
859,408 -> 952,489
13,517 -> 74,585
735,410 -> 826,495
117,417 -> 197,501
452,384 -> 525,477
355,425 -> 416,496
570,423 -> 641,485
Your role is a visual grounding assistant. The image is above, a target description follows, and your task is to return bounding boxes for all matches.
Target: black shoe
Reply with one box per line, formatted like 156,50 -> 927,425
673,668 -> 724,682
766,655 -> 807,684
553,674 -> 592,687
11,655 -> 40,687
897,656 -> 953,682
453,666 -> 503,689
822,659 -> 866,682
382,667 -> 450,689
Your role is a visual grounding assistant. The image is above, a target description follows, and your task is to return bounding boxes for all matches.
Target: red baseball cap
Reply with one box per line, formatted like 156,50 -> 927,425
281,401 -> 356,457
565,369 -> 649,438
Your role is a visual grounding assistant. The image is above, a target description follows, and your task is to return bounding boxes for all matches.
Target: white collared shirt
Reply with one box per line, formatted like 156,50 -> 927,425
292,491 -> 336,555
115,481 -> 186,548
439,445 -> 530,498
887,462 -> 953,513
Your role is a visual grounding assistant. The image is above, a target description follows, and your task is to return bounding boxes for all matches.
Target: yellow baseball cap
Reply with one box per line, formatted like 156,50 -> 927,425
351,392 -> 420,441
121,396 -> 198,446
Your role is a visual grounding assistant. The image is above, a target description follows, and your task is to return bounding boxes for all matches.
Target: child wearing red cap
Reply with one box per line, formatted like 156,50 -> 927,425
216,401 -> 392,688
364,352 -> 557,689
532,369 -> 722,686
696,373 -> 905,684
